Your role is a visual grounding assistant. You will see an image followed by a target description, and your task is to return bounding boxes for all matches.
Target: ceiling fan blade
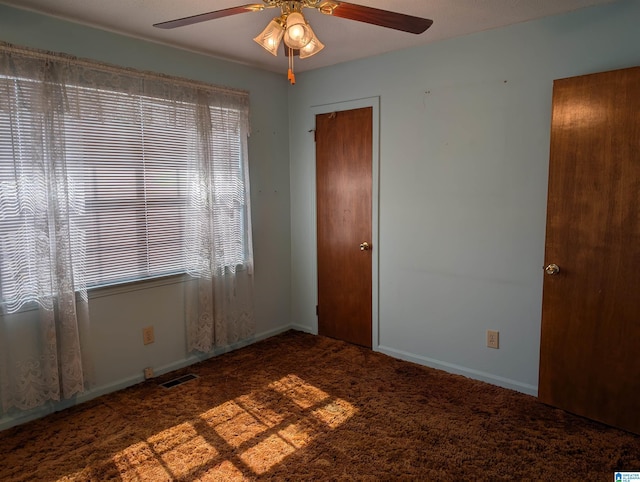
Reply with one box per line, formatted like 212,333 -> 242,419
153,4 -> 266,29
318,1 -> 433,34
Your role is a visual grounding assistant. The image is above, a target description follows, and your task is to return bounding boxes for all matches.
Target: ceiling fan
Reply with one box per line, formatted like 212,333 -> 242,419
154,1 -> 433,84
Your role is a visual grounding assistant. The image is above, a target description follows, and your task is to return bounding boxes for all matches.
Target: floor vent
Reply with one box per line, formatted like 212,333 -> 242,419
160,373 -> 199,389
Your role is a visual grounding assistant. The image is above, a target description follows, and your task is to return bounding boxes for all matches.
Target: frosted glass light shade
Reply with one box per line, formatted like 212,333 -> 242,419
299,24 -> 324,59
283,12 -> 312,49
253,18 -> 285,56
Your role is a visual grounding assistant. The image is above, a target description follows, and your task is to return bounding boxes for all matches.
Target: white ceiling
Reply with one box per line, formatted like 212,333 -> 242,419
1,0 -> 614,73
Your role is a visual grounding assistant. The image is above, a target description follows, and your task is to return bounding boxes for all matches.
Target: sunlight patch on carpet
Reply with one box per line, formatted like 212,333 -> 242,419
109,373 -> 357,478
240,432 -> 300,474
112,422 -> 219,480
269,374 -> 331,409
312,398 -> 357,429
199,460 -> 247,481
200,374 -> 357,475
203,399 -> 282,448
112,441 -> 172,480
147,422 -> 219,478
237,374 -> 356,475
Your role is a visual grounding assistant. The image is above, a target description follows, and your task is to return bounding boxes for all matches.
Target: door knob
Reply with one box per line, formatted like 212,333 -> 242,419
545,263 -> 560,275
360,242 -> 370,251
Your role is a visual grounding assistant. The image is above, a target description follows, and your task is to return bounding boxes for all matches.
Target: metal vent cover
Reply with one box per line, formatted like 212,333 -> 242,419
160,373 -> 199,389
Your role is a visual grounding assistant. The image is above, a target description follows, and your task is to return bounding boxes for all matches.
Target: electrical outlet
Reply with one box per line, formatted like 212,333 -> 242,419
142,326 -> 154,345
144,367 -> 154,379
487,330 -> 499,349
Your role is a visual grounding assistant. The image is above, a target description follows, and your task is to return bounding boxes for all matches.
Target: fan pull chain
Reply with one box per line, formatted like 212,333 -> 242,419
288,47 -> 296,85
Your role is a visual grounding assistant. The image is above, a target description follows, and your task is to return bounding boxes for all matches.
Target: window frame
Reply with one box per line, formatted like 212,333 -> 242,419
0,45 -> 251,312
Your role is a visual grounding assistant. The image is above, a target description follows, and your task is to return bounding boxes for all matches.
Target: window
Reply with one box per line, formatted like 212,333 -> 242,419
0,52 -> 251,311
63,86 -> 248,287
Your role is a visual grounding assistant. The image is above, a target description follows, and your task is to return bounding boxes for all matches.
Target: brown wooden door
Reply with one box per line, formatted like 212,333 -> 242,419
539,67 -> 640,434
316,107 -> 372,348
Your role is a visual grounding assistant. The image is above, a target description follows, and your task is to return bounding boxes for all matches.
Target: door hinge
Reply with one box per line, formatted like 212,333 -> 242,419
316,305 -> 319,316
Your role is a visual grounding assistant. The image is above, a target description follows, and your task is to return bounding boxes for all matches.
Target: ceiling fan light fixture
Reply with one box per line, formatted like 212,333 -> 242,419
253,17 -> 285,56
283,11 -> 312,50
155,1 -> 434,84
299,24 -> 324,59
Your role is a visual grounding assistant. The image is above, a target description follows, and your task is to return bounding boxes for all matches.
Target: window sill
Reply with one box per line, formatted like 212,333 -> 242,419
2,265 -> 250,313
88,273 -> 189,300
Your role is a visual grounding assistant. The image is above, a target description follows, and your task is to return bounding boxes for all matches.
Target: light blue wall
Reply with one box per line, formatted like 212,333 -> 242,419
0,4 -> 292,428
288,0 -> 640,394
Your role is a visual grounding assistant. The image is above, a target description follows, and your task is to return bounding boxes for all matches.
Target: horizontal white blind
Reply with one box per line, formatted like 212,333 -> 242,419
67,87 -> 246,287
64,86 -> 195,287
1,68 -> 249,302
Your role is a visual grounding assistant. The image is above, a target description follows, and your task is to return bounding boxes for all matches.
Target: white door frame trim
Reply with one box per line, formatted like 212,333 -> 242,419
310,96 -> 380,349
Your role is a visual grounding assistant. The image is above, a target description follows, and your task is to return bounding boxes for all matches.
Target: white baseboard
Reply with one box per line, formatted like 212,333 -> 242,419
1,327 -> 538,431
377,344 -> 538,397
0,323 -> 294,431
289,323 -> 316,335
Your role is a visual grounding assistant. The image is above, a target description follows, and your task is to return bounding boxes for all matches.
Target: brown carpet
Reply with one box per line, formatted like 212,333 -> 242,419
0,330 -> 639,481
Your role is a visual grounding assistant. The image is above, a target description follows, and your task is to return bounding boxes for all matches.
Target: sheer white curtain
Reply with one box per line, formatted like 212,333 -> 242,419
184,98 -> 255,352
0,50 -> 90,412
0,43 -> 254,416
